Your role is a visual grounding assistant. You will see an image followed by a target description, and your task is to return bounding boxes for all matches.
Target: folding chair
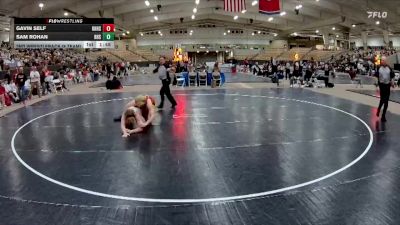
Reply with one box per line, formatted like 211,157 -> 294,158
64,75 -> 73,87
394,73 -> 400,88
175,73 -> 186,87
52,79 -> 63,93
212,72 -> 221,87
188,72 -> 197,87
198,72 -> 207,86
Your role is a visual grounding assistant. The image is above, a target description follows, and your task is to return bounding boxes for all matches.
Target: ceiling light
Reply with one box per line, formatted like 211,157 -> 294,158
280,11 -> 286,16
191,15 -> 195,19
195,0 -> 200,5
376,21 -> 380,25
332,27 -> 336,30
154,16 -> 158,20
38,2 -> 44,8
293,32 -> 298,36
126,31 -> 130,34
122,33 -> 126,36
197,50 -> 200,53
145,0 -> 150,6
189,33 -> 193,36
150,9 -> 154,13
223,32 -> 227,35
64,12 -> 68,16
268,17 -> 274,22
160,33 -> 163,36
190,30 -> 193,33
216,50 -> 219,53
241,9 -> 247,14
158,30 -> 161,34
258,31 -> 261,34
233,15 -> 238,20
316,0 -> 320,1
227,30 -> 231,33
193,8 -> 197,13
251,0 -> 258,6
295,5 -> 302,10
252,33 -> 255,36
206,50 -> 209,53
315,30 -> 319,33
273,33 -> 278,37
140,32 -> 144,36
336,34 -> 339,38
225,50 -> 229,53
352,24 -> 356,28
5,28 -> 10,31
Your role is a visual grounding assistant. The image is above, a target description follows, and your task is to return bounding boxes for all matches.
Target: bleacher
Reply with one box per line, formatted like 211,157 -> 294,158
277,47 -> 312,61
134,49 -> 159,61
85,50 -> 121,62
108,49 -> 146,62
234,52 -> 259,61
252,48 -> 287,61
303,50 -> 343,61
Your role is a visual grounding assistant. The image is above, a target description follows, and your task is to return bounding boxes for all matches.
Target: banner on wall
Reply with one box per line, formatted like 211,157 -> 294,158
224,0 -> 246,13
259,0 -> 281,15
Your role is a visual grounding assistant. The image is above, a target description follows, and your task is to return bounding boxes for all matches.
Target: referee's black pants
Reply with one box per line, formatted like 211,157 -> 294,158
159,79 -> 176,107
378,83 -> 391,119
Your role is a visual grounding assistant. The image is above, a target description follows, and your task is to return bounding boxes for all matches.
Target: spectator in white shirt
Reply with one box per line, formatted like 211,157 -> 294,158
5,80 -> 19,103
24,78 -> 32,100
30,66 -> 41,98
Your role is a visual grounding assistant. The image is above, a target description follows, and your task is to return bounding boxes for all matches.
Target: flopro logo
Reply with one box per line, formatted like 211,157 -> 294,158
367,11 -> 388,19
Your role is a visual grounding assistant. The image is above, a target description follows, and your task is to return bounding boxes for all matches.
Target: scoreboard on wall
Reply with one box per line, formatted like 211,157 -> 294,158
13,18 -> 115,49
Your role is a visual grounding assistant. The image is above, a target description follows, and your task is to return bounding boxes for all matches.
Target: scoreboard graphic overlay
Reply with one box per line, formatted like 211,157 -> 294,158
13,18 -> 115,49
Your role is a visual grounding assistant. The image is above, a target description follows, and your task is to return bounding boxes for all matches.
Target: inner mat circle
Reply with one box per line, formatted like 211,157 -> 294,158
11,94 -> 373,203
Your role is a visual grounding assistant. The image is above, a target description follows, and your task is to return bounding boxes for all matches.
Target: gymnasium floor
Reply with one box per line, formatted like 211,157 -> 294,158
348,89 -> 400,104
1,87 -> 400,224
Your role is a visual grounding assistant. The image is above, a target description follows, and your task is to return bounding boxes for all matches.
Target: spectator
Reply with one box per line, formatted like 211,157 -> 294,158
106,76 -> 122,90
0,80 -> 6,109
15,68 -> 27,105
30,66 -> 41,98
5,80 -> 19,103
349,67 -> 357,81
213,62 -> 220,73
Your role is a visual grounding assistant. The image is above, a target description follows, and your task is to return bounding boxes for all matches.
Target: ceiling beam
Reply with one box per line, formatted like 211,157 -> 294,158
279,16 -> 345,36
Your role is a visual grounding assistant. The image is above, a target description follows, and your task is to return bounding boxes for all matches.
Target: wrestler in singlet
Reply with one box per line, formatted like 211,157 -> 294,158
135,95 -> 156,121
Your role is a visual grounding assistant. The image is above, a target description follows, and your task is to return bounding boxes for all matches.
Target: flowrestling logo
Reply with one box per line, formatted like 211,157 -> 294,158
367,11 -> 388,19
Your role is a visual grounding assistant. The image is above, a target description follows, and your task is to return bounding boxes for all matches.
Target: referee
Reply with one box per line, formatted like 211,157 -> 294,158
155,56 -> 177,109
376,58 -> 394,122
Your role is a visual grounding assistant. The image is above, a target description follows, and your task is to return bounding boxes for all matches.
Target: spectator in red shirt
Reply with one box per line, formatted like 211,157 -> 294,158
349,67 -> 357,80
0,80 -> 6,109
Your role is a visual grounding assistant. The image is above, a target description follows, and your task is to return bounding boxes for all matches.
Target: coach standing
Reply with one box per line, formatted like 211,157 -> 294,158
155,56 -> 177,109
376,58 -> 394,122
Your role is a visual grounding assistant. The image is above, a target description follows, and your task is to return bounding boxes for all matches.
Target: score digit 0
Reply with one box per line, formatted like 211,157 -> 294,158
102,24 -> 115,32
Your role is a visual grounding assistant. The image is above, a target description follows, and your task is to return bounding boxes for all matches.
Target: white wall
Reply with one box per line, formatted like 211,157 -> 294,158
233,49 -> 261,56
391,37 -> 400,48
136,28 -> 272,46
350,36 -> 400,48
114,39 -> 137,50
270,40 -> 288,48
0,32 -> 10,42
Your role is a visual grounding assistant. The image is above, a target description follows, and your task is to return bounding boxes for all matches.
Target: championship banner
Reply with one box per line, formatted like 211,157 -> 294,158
259,0 -> 281,15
